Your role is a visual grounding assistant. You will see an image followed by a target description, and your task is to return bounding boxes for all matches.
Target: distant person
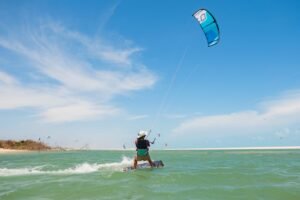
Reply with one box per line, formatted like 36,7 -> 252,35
133,130 -> 154,169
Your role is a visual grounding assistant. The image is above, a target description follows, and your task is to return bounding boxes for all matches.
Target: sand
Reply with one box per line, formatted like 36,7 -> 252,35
0,148 -> 30,154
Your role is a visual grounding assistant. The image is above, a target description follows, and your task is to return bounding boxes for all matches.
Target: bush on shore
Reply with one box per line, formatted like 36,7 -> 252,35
0,140 -> 51,151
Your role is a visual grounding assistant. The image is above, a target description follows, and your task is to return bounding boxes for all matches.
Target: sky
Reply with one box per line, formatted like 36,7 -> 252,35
0,0 -> 300,149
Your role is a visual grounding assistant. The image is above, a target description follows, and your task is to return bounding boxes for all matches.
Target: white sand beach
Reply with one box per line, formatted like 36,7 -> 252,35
0,148 -> 30,154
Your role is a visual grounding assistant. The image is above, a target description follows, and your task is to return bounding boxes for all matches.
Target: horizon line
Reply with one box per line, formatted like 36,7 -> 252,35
77,146 -> 300,151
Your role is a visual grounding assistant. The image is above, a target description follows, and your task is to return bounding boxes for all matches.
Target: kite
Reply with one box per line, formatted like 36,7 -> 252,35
193,9 -> 220,47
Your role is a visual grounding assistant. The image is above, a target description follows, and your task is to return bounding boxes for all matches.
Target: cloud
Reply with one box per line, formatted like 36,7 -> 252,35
127,115 -> 148,121
164,113 -> 187,119
47,22 -> 142,66
0,21 -> 157,122
173,90 -> 300,135
0,83 -> 65,109
40,102 -> 119,123
0,71 -> 18,85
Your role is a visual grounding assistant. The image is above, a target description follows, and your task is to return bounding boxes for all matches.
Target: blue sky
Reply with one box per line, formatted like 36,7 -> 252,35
0,0 -> 300,149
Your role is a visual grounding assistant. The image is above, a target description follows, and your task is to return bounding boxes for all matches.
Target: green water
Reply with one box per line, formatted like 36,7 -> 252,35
0,150 -> 300,200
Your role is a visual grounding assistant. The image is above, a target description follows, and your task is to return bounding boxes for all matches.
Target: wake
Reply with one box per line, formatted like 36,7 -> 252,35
0,156 -> 133,177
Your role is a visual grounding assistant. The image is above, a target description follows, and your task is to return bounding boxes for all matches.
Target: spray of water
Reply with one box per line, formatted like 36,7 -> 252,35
0,156 -> 133,177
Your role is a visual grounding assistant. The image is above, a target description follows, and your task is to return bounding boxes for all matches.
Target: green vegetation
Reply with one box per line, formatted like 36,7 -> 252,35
0,140 -> 51,151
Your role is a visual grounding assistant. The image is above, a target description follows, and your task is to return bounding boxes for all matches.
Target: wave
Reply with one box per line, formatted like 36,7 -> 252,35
0,156 -> 133,177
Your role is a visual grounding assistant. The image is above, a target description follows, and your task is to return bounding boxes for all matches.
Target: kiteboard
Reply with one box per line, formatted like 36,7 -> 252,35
123,160 -> 164,172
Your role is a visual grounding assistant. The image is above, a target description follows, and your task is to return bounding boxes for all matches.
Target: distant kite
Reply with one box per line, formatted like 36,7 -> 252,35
193,9 -> 220,47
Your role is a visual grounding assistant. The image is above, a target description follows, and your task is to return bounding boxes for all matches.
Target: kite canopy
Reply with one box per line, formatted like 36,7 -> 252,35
193,9 -> 220,47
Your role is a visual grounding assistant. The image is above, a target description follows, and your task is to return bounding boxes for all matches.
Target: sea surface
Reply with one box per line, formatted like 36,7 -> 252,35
0,150 -> 300,200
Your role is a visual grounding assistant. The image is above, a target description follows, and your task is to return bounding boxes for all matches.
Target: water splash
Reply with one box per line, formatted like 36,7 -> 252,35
0,156 -> 133,177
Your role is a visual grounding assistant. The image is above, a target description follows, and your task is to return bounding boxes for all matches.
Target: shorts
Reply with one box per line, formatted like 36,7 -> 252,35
136,154 -> 151,161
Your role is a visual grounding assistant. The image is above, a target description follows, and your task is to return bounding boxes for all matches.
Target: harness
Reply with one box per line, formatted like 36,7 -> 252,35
137,149 -> 148,156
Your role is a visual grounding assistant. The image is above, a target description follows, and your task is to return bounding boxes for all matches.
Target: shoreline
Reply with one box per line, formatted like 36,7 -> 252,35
1,146 -> 299,153
0,148 -> 31,154
0,148 -> 66,154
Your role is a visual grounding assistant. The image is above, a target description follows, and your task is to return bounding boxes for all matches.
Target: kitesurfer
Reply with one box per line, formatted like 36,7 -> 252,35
133,130 -> 154,169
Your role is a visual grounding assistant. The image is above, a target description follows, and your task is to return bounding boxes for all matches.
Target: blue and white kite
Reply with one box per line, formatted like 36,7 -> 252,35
193,9 -> 220,47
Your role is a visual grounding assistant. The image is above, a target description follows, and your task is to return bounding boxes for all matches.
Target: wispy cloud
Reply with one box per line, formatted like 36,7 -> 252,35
127,114 -> 149,121
40,102 -> 119,123
0,20 -> 157,122
48,22 -> 142,66
0,71 -> 18,85
164,113 -> 187,119
173,90 -> 300,135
